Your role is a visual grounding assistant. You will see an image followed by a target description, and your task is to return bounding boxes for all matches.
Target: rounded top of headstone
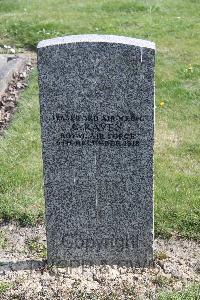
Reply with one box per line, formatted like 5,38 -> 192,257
37,34 -> 155,50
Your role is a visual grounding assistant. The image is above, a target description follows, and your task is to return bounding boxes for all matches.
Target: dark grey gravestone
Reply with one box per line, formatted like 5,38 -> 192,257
37,35 -> 155,267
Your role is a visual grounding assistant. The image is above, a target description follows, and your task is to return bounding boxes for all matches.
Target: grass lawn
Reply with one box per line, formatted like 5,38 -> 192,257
158,284 -> 200,300
0,0 -> 199,239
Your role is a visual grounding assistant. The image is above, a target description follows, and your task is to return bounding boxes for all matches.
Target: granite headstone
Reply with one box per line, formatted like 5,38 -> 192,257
37,35 -> 155,267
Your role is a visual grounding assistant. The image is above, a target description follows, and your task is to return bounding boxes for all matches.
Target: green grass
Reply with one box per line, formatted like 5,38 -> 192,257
158,284 -> 200,300
0,70 -> 44,225
0,231 -> 7,249
0,282 -> 12,294
0,0 -> 199,238
26,236 -> 47,258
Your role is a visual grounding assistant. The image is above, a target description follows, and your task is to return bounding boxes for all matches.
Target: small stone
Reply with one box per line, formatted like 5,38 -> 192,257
10,48 -> 15,54
16,82 -> 23,89
19,72 -> 26,79
26,62 -> 32,67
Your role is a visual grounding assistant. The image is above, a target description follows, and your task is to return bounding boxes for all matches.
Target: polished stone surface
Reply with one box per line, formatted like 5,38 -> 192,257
37,35 -> 155,267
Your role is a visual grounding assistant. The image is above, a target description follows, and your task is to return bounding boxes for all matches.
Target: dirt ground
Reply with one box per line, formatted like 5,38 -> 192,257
0,223 -> 199,299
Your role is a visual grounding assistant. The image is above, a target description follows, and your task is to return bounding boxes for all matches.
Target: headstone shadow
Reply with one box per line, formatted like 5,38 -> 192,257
0,259 -> 46,273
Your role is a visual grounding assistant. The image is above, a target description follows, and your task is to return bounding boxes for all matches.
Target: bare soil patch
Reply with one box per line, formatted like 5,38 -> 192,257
0,224 -> 199,299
